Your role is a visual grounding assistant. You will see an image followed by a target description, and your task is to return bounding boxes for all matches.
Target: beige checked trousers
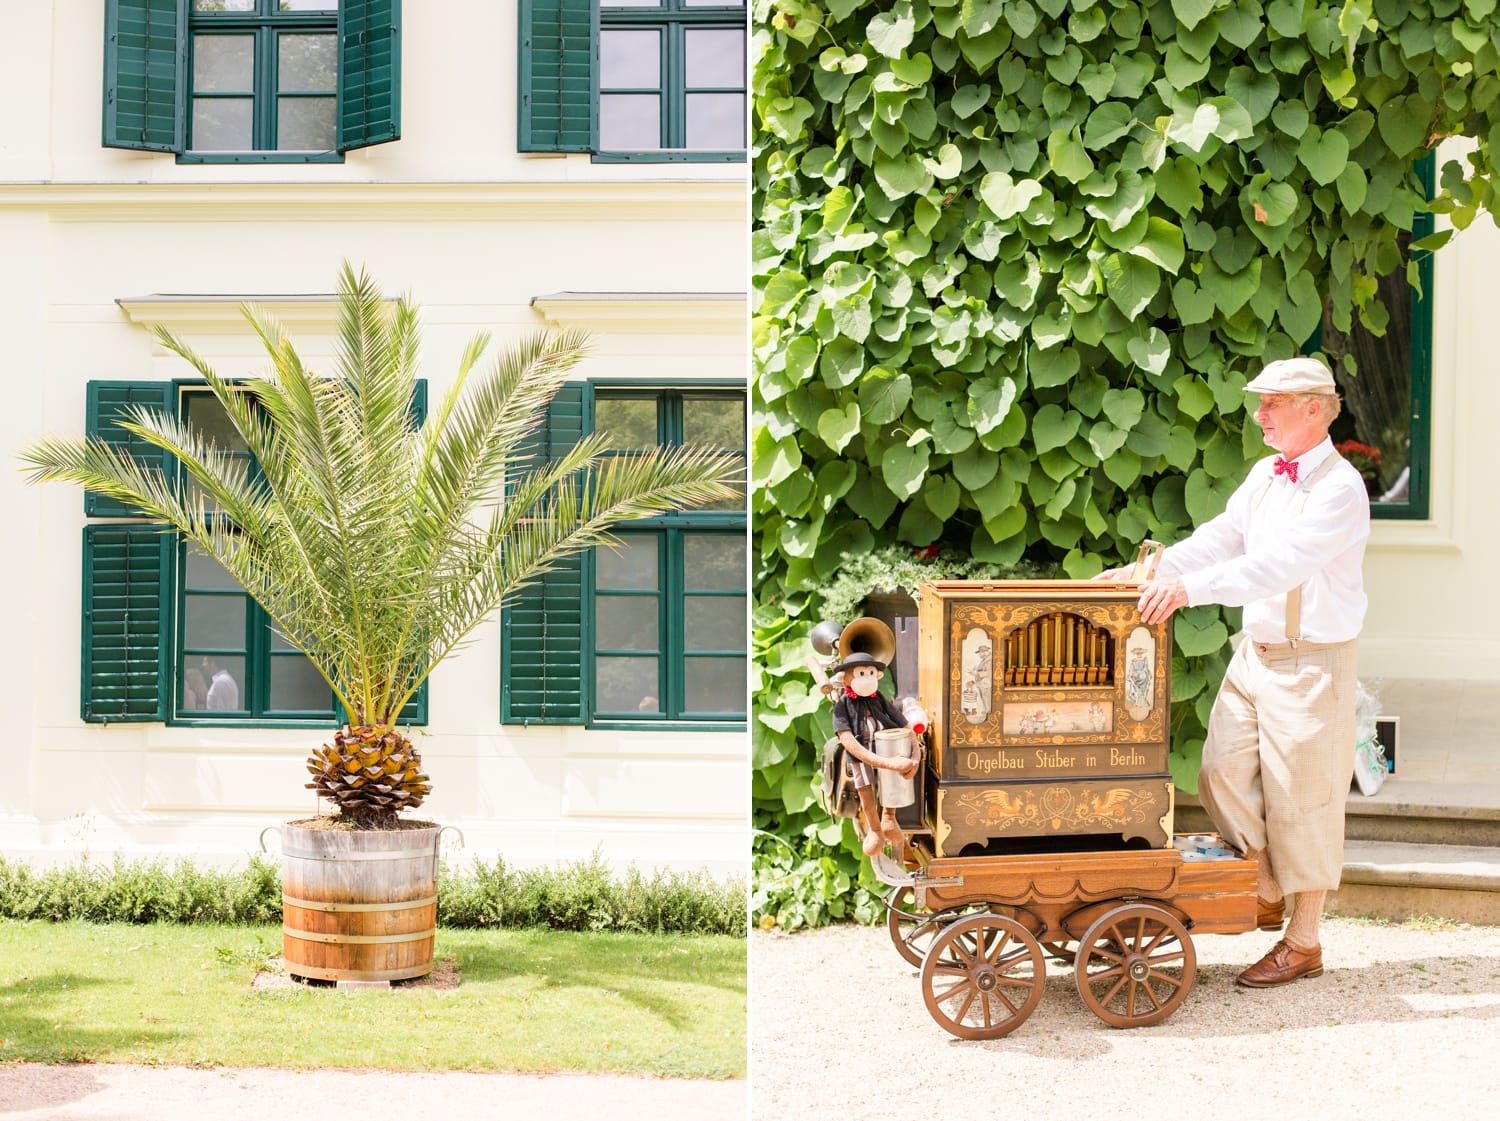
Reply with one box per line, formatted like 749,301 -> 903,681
1197,636 -> 1359,894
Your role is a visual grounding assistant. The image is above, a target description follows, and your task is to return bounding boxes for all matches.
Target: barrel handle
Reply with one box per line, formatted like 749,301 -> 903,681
434,825 -> 465,876
259,825 -> 282,854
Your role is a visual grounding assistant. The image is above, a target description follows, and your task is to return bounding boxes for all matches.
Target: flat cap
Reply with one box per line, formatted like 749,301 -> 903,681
1244,356 -> 1337,395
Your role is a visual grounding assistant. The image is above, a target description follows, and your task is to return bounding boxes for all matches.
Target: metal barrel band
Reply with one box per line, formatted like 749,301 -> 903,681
286,963 -> 432,982
283,928 -> 435,945
280,846 -> 436,861
282,893 -> 438,913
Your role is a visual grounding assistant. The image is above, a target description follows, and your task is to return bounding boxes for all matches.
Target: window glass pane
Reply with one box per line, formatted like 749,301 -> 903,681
279,0 -> 340,9
196,655 -> 245,710
269,653 -> 332,710
684,535 -> 744,590
183,392 -> 250,454
686,93 -> 745,149
193,34 -> 254,91
277,96 -> 336,149
683,0 -> 745,6
279,34 -> 336,91
683,397 -> 745,451
1324,260 -> 1417,507
595,398 -> 660,449
184,594 -> 246,649
685,596 -> 745,649
194,1 -> 256,11
600,94 -> 663,150
603,1 -> 663,7
600,29 -> 661,88
684,28 -> 745,87
684,657 -> 746,714
595,656 -> 660,714
191,98 -> 254,150
596,596 -> 659,651
597,537 -> 659,590
185,547 -> 242,591
180,660 -> 212,710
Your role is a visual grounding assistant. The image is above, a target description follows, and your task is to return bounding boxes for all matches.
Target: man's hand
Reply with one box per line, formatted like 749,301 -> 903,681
1093,566 -> 1129,582
1137,577 -> 1188,624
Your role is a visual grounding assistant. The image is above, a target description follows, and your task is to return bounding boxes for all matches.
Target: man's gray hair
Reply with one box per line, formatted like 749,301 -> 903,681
1299,392 -> 1342,425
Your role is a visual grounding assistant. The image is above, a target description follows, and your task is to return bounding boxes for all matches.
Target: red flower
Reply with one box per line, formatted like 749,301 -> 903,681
1335,440 -> 1382,468
913,545 -> 940,560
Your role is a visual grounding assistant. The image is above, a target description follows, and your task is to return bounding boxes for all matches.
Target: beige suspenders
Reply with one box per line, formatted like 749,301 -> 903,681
1248,451 -> 1344,643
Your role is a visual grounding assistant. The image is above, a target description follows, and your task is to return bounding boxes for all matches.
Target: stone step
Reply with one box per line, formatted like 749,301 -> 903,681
1329,840 -> 1500,926
1176,789 -> 1500,924
1177,780 -> 1500,847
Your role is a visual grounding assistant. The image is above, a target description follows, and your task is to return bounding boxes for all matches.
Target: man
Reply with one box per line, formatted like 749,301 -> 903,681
203,656 -> 240,711
1112,356 -> 1370,988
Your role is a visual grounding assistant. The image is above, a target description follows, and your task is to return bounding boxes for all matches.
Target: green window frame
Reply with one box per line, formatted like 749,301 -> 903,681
80,378 -> 428,727
500,382 -> 746,729
1318,155 -> 1434,520
102,0 -> 401,163
517,0 -> 746,163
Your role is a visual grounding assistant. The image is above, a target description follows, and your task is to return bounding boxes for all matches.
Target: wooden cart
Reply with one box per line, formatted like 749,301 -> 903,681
859,569 -> 1261,1038
880,842 -> 1258,1038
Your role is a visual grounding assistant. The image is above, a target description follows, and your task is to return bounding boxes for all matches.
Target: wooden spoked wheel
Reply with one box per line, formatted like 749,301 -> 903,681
885,886 -> 985,967
885,885 -> 935,966
919,914 -> 1046,1040
1074,903 -> 1197,1028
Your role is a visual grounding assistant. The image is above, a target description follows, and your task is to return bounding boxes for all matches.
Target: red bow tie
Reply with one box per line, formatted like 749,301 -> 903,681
1274,456 -> 1299,483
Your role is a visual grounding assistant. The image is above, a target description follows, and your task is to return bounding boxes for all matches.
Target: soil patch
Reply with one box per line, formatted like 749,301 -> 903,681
250,954 -> 459,991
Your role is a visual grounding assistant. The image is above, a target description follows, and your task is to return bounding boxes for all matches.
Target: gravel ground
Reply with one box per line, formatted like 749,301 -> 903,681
750,916 -> 1500,1120
0,1067 -> 746,1121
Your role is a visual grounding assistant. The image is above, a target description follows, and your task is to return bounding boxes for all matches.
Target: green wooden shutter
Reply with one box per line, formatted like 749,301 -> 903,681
338,0 -> 402,152
517,0 -> 596,153
85,381 -> 177,518
501,384 -> 589,724
102,0 -> 186,153
82,525 -> 173,723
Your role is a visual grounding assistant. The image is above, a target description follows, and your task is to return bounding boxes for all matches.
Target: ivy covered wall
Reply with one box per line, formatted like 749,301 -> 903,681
751,0 -> 1500,924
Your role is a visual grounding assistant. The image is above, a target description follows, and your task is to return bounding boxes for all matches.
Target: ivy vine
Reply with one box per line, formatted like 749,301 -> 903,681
751,0 -> 1500,923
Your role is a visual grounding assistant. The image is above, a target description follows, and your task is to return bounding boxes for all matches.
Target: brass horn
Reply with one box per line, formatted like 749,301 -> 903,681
837,617 -> 897,666
809,619 -> 844,657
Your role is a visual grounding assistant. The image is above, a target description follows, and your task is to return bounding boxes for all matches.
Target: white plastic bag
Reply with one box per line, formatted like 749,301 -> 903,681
1352,681 -> 1387,795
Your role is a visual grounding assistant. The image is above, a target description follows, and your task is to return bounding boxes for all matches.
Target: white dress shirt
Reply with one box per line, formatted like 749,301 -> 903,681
1155,437 -> 1370,643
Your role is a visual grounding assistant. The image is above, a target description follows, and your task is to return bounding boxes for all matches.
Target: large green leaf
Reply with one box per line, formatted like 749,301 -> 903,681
1102,253 -> 1159,318
817,403 -> 861,452
867,3 -> 916,57
1032,404 -> 1082,452
979,172 -> 1045,219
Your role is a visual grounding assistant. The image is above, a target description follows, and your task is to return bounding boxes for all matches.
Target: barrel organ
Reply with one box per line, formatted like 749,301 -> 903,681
915,581 -> 1174,857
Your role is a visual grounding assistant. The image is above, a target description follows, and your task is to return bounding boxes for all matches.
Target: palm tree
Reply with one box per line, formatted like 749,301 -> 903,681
21,265 -> 741,829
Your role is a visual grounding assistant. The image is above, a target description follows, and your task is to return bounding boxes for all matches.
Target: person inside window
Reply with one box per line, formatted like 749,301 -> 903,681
202,656 -> 240,711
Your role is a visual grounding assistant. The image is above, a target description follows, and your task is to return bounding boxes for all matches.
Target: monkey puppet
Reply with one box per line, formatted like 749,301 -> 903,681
830,652 -> 921,860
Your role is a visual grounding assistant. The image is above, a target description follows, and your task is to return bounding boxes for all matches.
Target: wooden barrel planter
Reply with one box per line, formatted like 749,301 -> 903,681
275,820 -> 441,983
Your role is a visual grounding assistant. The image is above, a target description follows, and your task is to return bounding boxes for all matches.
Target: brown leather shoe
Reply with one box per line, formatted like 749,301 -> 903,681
1236,939 -> 1323,988
1256,896 -> 1285,931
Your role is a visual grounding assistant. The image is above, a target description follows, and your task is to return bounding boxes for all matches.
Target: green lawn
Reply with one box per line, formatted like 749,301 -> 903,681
0,920 -> 745,1077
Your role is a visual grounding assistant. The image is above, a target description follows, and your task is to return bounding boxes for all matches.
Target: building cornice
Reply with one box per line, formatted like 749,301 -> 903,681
531,291 -> 746,334
0,179 -> 745,222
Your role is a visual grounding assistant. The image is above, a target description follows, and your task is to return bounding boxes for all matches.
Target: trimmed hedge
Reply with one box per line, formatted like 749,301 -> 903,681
0,853 -> 746,937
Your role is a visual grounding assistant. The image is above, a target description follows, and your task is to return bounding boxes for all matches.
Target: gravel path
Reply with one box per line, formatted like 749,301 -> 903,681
751,917 -> 1500,1119
0,1066 -> 745,1121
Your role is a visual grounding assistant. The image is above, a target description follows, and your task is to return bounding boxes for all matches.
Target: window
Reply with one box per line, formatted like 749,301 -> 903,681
80,380 -> 427,725
501,384 -> 747,727
518,0 -> 747,162
1320,155 -> 1434,520
102,0 -> 400,162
